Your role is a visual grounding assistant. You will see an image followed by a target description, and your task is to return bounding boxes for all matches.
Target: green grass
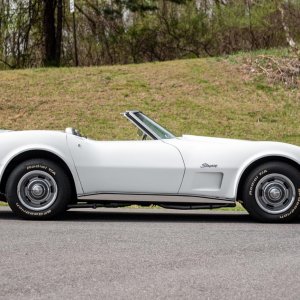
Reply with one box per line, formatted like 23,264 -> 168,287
217,203 -> 245,212
0,49 -> 299,145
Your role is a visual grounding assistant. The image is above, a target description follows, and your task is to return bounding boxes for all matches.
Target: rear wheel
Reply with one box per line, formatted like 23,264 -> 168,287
242,162 -> 300,222
6,159 -> 72,220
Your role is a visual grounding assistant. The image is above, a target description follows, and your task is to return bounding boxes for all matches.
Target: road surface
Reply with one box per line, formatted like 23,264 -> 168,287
0,207 -> 300,300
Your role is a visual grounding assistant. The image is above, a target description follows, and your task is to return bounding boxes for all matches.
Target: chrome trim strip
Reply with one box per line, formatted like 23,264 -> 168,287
78,192 -> 235,204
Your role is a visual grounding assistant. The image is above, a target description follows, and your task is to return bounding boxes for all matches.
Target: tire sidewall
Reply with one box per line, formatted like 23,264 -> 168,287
6,159 -> 71,219
243,162 -> 300,222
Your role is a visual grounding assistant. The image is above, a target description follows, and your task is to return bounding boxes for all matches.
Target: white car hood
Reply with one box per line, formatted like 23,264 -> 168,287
180,134 -> 254,144
174,135 -> 300,162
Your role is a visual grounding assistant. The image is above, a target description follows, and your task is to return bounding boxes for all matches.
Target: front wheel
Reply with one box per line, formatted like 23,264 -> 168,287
6,159 -> 72,220
242,162 -> 300,222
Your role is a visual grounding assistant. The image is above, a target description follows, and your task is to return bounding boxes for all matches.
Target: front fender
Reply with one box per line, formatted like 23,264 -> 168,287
233,151 -> 300,198
0,142 -> 83,195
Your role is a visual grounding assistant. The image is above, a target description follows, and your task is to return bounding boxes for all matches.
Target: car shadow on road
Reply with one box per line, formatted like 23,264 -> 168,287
2,207 -> 300,223
64,210 -> 255,223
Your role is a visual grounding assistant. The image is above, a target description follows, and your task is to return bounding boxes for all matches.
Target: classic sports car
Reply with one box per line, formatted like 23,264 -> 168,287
0,111 -> 299,222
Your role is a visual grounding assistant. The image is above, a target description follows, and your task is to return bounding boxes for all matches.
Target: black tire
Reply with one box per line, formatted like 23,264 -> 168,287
242,162 -> 300,222
6,159 -> 72,220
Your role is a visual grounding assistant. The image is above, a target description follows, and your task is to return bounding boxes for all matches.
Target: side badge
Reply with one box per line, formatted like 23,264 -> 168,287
201,163 -> 218,168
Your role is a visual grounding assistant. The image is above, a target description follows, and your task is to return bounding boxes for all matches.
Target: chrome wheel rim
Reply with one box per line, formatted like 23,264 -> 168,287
255,173 -> 296,214
17,170 -> 58,211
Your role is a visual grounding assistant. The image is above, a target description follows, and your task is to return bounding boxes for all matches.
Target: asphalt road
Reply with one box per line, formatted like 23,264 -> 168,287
1,207 -> 300,300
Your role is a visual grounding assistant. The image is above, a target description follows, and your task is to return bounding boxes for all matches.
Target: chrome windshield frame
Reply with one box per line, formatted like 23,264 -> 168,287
123,111 -> 175,140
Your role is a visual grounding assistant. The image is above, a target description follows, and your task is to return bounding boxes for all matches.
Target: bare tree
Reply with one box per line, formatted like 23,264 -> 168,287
278,0 -> 299,58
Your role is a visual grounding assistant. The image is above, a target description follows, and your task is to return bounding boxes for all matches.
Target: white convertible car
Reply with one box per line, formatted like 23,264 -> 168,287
0,111 -> 299,222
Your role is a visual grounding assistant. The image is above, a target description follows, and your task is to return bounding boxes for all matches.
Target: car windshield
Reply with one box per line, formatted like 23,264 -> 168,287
133,112 -> 175,139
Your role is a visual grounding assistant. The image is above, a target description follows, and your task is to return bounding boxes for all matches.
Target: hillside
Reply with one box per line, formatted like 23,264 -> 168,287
0,50 -> 299,145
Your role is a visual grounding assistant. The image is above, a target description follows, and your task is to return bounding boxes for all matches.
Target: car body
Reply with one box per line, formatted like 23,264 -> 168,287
0,111 -> 300,221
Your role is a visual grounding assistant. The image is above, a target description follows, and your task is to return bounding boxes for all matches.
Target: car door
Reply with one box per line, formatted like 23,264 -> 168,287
67,135 -> 185,195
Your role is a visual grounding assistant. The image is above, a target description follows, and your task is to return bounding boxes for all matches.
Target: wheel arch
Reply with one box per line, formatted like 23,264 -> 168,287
236,155 -> 300,202
0,149 -> 77,200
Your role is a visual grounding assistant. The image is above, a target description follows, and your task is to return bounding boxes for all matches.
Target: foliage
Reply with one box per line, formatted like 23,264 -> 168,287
0,0 -> 299,68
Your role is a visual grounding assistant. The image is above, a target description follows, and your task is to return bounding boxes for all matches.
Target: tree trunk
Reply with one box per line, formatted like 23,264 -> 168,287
278,1 -> 299,58
55,0 -> 63,65
43,0 -> 63,66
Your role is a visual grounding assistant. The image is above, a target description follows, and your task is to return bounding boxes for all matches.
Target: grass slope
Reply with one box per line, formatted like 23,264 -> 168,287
0,50 -> 299,145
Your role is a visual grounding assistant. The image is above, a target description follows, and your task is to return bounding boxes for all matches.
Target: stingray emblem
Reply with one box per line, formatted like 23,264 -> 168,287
201,163 -> 218,168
